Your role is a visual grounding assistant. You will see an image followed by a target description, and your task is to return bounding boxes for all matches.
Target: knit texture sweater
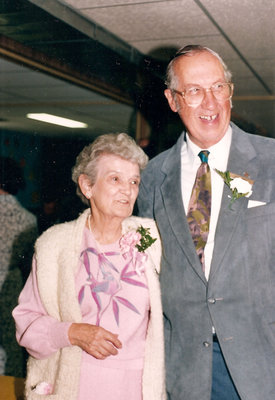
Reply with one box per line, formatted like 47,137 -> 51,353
25,209 -> 166,399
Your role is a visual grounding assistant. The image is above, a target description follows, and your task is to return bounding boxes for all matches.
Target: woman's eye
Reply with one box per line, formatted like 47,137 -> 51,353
111,176 -> 119,182
131,180 -> 140,186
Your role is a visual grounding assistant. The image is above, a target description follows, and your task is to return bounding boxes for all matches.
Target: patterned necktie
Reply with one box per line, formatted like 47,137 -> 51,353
187,150 -> 211,272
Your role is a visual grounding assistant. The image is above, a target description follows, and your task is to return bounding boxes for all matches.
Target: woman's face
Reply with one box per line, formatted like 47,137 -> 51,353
89,154 -> 140,221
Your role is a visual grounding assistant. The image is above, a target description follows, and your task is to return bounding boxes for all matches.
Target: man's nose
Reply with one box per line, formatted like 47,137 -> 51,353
201,88 -> 217,108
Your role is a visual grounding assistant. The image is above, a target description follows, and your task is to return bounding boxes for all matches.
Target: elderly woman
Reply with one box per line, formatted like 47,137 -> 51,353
12,133 -> 165,400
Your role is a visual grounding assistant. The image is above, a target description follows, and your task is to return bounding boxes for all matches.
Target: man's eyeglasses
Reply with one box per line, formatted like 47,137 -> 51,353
172,82 -> 234,107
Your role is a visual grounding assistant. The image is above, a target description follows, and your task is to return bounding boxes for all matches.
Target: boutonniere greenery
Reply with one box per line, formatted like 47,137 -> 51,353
215,169 -> 254,206
120,226 -> 157,275
120,226 -> 157,253
135,226 -> 157,252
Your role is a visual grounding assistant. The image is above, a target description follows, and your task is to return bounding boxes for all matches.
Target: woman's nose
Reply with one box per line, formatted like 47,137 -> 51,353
120,181 -> 131,193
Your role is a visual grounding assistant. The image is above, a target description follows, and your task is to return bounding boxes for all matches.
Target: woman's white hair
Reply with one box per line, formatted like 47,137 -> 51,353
72,132 -> 148,205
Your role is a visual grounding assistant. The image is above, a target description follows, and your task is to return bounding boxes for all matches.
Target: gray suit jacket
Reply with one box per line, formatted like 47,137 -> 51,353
138,122 -> 275,400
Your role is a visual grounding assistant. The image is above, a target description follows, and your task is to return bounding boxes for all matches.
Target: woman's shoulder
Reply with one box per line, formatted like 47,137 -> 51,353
36,209 -> 89,248
123,215 -> 157,230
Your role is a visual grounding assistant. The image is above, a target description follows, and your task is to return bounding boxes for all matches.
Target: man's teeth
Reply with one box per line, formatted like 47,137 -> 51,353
200,115 -> 217,121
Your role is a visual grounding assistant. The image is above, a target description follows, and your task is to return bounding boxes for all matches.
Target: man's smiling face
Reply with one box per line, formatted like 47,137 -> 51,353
165,51 -> 233,149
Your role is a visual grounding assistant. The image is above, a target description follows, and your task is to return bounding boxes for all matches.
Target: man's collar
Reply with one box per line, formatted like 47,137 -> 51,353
185,126 -> 232,165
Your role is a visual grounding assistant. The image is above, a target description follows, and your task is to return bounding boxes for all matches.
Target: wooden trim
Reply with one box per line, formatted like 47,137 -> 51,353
0,34 -> 134,106
233,95 -> 275,101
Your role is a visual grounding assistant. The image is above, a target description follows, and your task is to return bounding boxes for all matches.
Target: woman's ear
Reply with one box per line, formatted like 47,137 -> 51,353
78,174 -> 93,199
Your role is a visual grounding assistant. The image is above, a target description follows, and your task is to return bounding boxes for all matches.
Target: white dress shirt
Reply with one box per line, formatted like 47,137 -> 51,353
181,126 -> 232,280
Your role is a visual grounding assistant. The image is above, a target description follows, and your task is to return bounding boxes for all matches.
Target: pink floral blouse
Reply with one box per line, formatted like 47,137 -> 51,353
13,227 -> 150,399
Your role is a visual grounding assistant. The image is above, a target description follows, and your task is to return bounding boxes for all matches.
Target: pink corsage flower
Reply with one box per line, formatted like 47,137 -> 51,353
120,226 -> 157,276
120,231 -> 142,255
33,381 -> 53,395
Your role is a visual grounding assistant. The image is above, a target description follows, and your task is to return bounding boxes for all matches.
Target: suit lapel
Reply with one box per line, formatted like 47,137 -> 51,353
209,124 -> 259,279
160,134 -> 206,282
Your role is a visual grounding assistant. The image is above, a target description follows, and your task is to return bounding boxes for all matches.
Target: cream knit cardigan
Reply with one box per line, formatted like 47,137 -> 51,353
25,209 -> 166,400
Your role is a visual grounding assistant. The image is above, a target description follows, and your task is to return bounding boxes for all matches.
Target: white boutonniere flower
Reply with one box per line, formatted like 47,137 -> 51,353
215,169 -> 254,206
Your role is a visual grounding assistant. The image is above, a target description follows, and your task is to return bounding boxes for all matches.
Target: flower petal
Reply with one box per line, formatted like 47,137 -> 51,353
120,276 -> 148,288
114,296 -> 140,314
112,299 -> 119,326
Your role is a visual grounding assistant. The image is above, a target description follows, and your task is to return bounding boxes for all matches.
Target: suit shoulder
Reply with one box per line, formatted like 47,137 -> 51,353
142,134 -> 183,175
236,125 -> 275,151
250,134 -> 275,149
232,124 -> 275,162
247,133 -> 275,163
146,148 -> 171,169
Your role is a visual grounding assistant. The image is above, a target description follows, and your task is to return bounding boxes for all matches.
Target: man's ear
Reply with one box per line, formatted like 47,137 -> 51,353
164,89 -> 178,113
78,174 -> 93,199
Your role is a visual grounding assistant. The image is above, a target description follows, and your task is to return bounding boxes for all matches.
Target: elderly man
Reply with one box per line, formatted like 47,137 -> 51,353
138,45 -> 275,400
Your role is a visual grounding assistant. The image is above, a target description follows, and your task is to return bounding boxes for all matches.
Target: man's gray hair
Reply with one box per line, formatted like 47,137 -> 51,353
165,44 -> 232,89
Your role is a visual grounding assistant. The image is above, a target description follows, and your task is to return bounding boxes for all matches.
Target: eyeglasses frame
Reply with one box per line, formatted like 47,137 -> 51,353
171,82 -> 234,107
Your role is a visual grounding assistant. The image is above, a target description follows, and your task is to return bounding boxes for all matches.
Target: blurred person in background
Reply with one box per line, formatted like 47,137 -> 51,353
0,156 -> 37,377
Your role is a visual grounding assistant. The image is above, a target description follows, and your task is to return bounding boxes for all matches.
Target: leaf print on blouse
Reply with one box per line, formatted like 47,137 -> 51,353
78,246 -> 148,326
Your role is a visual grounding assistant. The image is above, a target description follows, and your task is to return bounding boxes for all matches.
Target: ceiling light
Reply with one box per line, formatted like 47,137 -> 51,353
26,113 -> 88,128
